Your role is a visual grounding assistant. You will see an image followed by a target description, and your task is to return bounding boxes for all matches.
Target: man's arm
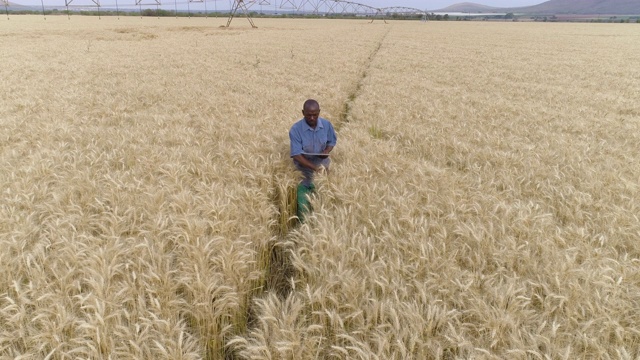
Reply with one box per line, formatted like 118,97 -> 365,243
290,126 -> 304,157
320,121 -> 337,156
322,145 -> 334,155
292,154 -> 321,171
326,121 -> 337,150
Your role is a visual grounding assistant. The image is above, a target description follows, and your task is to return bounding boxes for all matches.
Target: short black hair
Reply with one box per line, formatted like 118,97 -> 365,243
303,99 -> 320,111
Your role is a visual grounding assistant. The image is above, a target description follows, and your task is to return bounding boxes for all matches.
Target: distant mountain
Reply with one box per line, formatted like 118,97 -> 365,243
433,2 -> 500,13
504,0 -> 640,15
435,0 -> 640,15
4,1 -> 34,10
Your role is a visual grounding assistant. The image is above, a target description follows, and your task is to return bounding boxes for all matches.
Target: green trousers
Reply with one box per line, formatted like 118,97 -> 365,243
296,183 -> 315,222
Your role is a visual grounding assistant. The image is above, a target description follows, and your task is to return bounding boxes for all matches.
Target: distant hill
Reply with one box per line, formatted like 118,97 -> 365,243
4,1 -> 37,10
505,0 -> 640,15
436,0 -> 640,15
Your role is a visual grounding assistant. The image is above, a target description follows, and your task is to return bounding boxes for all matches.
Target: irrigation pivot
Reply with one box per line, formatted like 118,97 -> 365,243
225,0 -> 426,27
226,0 -> 258,27
3,0 -> 9,19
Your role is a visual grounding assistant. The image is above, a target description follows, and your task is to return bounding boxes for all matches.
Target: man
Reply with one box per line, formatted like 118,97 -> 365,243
289,99 -> 337,187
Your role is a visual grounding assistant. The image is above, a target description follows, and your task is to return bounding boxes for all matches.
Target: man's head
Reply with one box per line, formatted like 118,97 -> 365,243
302,99 -> 320,128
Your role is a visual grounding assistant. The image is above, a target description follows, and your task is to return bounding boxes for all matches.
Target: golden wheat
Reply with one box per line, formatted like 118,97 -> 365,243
2,15 -> 640,359
235,21 -> 640,359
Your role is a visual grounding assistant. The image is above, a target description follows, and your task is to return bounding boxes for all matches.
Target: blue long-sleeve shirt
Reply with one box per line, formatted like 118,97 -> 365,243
289,118 -> 337,158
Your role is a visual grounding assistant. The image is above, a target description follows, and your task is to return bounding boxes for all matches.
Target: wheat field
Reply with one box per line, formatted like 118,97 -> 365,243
1,15 -> 639,359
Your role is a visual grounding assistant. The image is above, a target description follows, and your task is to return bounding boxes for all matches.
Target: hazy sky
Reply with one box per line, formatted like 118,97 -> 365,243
14,0 -> 545,10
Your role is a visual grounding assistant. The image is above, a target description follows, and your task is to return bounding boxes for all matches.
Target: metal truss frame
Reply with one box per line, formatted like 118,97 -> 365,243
226,0 -> 425,26
0,0 -> 422,24
64,0 -> 101,5
135,0 -> 161,5
342,0 -> 376,14
299,0 -> 319,13
185,0 -> 207,18
64,0 -> 101,18
278,0 -> 297,9
226,0 -> 258,27
380,6 -> 425,15
2,0 -> 8,19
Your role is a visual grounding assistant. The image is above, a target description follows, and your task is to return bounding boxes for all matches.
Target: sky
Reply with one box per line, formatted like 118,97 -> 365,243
353,1 -> 543,9
12,0 -> 545,11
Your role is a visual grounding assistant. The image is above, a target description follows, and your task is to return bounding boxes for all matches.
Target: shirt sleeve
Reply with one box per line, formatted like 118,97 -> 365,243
289,126 -> 304,157
326,121 -> 337,147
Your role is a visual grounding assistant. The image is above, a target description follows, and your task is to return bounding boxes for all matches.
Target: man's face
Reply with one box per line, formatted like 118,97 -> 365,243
303,106 -> 320,128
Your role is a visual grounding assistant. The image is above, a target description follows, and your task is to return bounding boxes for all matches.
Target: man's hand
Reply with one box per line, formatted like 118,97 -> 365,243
317,146 -> 333,159
293,154 -> 319,171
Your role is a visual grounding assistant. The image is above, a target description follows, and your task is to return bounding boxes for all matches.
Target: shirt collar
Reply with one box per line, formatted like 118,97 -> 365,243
303,118 -> 324,131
